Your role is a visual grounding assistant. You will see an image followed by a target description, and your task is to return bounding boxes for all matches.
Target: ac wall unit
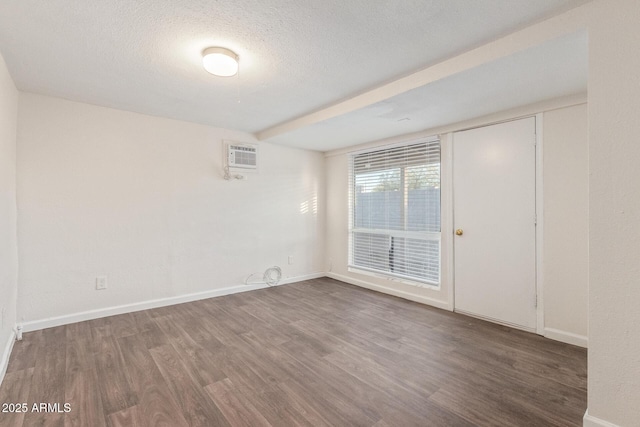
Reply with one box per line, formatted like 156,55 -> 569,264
227,142 -> 258,170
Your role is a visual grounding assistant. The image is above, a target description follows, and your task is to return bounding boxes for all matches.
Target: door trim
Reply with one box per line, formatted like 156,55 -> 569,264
441,132 -> 455,312
535,113 -> 544,335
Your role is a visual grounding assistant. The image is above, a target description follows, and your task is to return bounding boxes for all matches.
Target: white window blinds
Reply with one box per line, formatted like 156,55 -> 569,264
349,139 -> 441,285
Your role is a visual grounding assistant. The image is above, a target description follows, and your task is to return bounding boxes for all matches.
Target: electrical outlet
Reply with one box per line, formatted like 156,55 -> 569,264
96,276 -> 108,290
288,255 -> 294,265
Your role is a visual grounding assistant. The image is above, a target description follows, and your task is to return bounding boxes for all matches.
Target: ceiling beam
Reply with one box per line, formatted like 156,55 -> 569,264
256,2 -> 593,142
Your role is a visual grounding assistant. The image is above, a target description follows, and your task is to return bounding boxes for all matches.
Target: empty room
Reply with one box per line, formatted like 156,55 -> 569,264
0,1 -> 638,426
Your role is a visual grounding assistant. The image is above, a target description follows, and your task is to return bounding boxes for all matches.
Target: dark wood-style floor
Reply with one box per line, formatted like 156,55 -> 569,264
0,278 -> 587,427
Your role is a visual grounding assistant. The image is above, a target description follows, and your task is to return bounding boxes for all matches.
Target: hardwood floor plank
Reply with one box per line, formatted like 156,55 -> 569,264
221,353 -> 280,397
451,330 -> 587,390
323,349 -> 438,416
286,317 -> 441,394
22,340 -> 66,427
236,332 -> 311,384
170,305 -> 225,346
278,378 -> 375,427
117,335 -> 189,427
275,341 -> 383,426
65,320 -> 92,342
374,397 -> 475,427
195,303 -> 251,338
5,336 -> 39,374
42,326 -> 67,347
107,405 -> 142,427
204,378 -> 272,427
155,314 -> 225,354
88,318 -> 113,354
429,385 -> 544,426
175,341 -> 228,387
153,316 -> 228,386
94,336 -> 138,415
241,389 -> 319,427
109,313 -> 139,339
178,344 -> 228,388
138,323 -> 169,350
64,339 -> 106,427
240,292 -> 303,324
149,344 -> 230,427
0,368 -> 33,427
271,382 -> 333,427
190,311 -> 249,348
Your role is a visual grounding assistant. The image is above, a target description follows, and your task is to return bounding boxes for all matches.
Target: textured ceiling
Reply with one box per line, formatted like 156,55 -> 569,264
0,0 -> 590,149
269,31 -> 588,151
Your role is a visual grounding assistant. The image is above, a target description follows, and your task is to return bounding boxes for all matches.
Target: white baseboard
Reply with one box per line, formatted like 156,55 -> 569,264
0,329 -> 17,387
544,327 -> 588,348
583,409 -> 620,427
279,272 -> 325,285
21,272 -> 325,333
326,272 -> 451,311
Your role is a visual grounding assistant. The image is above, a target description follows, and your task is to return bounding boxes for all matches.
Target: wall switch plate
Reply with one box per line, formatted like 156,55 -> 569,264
288,255 -> 294,265
96,276 -> 108,290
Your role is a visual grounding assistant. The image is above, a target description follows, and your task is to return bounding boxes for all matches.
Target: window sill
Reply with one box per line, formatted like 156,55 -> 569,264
347,266 -> 440,290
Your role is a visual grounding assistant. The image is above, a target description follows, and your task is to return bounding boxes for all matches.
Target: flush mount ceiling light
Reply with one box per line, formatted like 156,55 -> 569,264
202,47 -> 239,77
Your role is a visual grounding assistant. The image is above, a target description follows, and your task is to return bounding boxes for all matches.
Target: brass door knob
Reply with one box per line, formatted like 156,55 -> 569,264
455,229 -> 463,236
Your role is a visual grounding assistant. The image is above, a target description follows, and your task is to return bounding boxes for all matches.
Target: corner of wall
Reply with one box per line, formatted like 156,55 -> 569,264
0,50 -> 19,387
583,410 -> 621,427
0,329 -> 17,386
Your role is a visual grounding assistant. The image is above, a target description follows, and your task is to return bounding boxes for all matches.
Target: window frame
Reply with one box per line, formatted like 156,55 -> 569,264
348,137 -> 442,287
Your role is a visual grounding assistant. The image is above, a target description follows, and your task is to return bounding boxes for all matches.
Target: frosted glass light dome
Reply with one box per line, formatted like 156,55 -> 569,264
202,47 -> 239,77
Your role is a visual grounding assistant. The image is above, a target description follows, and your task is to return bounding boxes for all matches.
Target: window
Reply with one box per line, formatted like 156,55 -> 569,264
349,139 -> 441,285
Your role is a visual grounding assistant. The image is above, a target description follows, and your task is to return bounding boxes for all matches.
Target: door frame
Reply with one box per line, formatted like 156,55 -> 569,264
534,113 -> 544,335
446,114 -> 544,335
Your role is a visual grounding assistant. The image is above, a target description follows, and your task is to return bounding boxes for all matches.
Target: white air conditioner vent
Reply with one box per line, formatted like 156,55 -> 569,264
228,143 -> 258,170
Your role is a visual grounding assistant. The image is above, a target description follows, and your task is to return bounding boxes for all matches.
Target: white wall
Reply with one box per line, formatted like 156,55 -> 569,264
16,93 -> 325,325
542,104 -> 588,346
587,0 -> 640,425
325,103 -> 589,343
0,52 -> 19,378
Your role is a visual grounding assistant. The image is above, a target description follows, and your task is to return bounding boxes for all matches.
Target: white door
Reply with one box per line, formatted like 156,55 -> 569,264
453,117 -> 537,330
